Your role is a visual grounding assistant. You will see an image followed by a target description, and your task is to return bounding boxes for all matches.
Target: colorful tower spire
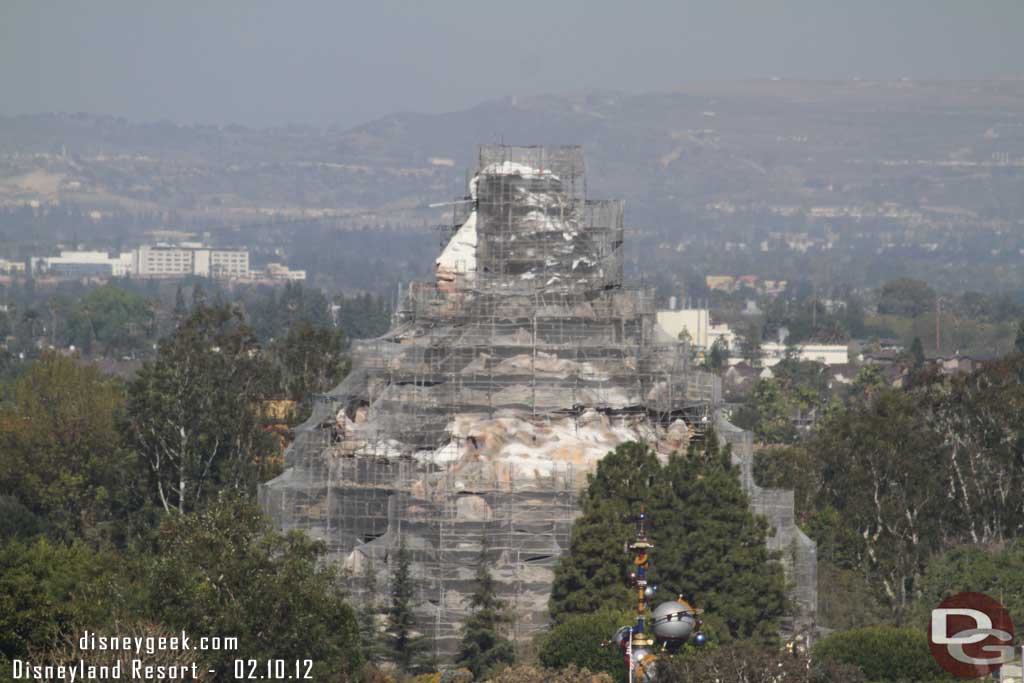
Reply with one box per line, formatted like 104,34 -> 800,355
613,507 -> 707,682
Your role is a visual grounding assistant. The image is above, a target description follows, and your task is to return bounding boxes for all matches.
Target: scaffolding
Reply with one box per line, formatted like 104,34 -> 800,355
259,145 -> 812,658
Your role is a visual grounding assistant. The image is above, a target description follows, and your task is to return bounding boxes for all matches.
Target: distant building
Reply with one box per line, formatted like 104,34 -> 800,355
705,275 -> 736,292
655,308 -> 736,350
0,259 -> 26,275
759,342 -> 851,367
31,250 -> 132,278
656,308 -> 711,345
260,263 -> 306,281
703,275 -> 786,296
135,244 -> 249,279
29,243 -> 278,282
134,245 -> 195,278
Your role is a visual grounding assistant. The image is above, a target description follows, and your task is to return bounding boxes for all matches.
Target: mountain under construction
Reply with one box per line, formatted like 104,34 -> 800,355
259,145 -> 816,658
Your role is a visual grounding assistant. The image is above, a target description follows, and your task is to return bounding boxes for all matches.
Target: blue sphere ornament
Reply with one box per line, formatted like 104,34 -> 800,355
693,632 -> 708,647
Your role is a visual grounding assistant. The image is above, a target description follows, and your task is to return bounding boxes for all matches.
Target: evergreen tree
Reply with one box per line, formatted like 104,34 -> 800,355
173,285 -> 188,321
651,431 -> 787,642
909,337 -> 925,368
1015,320 -> 1024,354
387,537 -> 427,673
706,338 -> 729,371
550,435 -> 787,642
357,557 -> 385,665
457,542 -> 515,679
549,442 -> 662,620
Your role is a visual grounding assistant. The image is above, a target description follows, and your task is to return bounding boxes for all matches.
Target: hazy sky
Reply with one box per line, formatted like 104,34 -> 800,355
2,0 -> 1021,128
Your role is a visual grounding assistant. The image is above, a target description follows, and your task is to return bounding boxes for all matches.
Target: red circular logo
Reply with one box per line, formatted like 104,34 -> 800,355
928,592 -> 1015,679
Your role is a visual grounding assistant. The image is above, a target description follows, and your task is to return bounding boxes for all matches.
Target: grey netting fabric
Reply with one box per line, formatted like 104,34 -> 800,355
259,146 -> 815,658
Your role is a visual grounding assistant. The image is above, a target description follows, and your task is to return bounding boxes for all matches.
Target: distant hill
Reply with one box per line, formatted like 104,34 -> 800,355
3,82 -> 1024,294
2,81 -> 1022,226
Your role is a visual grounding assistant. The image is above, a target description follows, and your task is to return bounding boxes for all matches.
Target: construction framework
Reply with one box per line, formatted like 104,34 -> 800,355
259,145 -> 813,659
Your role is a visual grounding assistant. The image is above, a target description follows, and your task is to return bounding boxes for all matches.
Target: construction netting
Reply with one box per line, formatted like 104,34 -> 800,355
259,145 -> 815,658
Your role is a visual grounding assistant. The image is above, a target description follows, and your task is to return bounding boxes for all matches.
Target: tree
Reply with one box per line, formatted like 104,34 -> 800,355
550,443 -> 662,619
64,285 -> 154,356
737,324 -> 762,366
486,665 -> 612,683
0,352 -> 139,541
457,543 -> 515,679
661,640 -> 865,683
357,557 -> 386,666
1015,319 -> 1024,353
538,610 -> 631,683
387,537 -> 428,674
810,389 -> 946,619
272,320 -> 349,422
651,433 -> 787,642
910,543 -> 1024,629
812,627 -> 946,682
0,538 -> 129,664
146,496 -> 362,679
744,380 -> 800,444
705,339 -> 728,371
173,284 -> 188,323
877,279 -> 935,318
804,356 -> 1024,620
32,620 -> 213,683
126,304 -> 275,514
550,438 -> 787,642
909,337 -> 925,368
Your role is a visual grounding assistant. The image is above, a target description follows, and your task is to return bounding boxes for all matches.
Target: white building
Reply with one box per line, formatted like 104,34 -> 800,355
135,245 -> 195,278
261,263 -> 306,281
759,342 -> 851,367
655,308 -> 849,366
0,259 -> 26,274
209,249 -> 250,279
32,243 -> 252,281
32,250 -> 132,278
134,244 -> 249,279
656,308 -> 737,350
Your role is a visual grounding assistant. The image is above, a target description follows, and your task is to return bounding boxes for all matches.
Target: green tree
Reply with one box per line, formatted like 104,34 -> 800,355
272,320 -> 349,421
64,284 -> 154,356
457,543 -> 515,679
0,352 -> 138,541
537,610 -> 632,683
126,304 -> 275,513
0,538 -> 129,664
1015,319 -> 1024,353
744,380 -> 800,444
877,279 -> 936,318
486,664 -> 613,683
173,284 -> 188,323
146,496 -> 362,679
662,640 -> 865,683
910,543 -> 1024,629
909,337 -> 925,368
387,537 -> 427,674
737,323 -> 762,366
651,433 -> 787,642
705,339 -> 728,371
550,437 -> 787,642
550,443 -> 662,619
812,627 -> 948,682
357,557 -> 386,666
810,389 -> 946,619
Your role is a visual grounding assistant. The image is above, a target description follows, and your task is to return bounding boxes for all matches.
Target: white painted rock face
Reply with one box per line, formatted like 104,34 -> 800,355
455,494 -> 492,521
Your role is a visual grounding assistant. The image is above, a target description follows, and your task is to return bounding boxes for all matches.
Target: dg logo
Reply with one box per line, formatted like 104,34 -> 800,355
929,592 -> 1015,679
